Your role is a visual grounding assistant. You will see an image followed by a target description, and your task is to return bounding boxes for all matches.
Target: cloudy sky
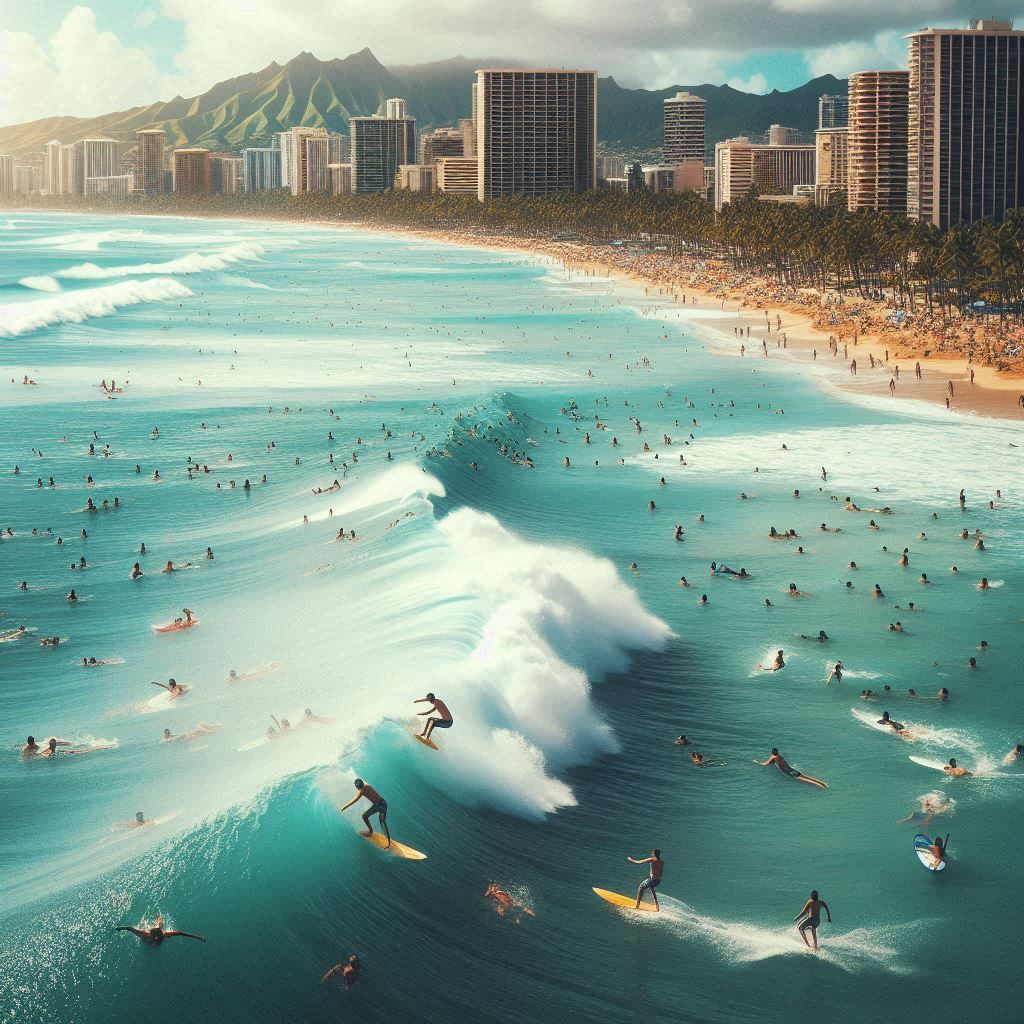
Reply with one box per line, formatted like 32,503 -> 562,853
0,1 -> 1015,126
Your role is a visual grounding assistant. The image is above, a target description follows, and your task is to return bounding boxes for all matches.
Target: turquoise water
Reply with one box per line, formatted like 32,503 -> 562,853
1,212 -> 1021,1022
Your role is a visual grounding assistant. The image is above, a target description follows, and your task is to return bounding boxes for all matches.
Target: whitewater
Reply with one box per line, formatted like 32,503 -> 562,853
0,212 -> 1021,1024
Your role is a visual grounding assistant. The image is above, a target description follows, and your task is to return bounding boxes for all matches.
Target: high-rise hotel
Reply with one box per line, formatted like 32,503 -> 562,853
350,102 -> 417,193
908,19 -> 1024,227
847,71 -> 910,213
663,91 -> 706,162
134,129 -> 166,195
474,69 -> 597,200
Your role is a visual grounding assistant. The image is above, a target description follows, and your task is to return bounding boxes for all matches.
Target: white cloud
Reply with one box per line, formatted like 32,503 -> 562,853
133,9 -> 159,29
0,5 -> 185,125
804,29 -> 908,78
727,72 -> 770,94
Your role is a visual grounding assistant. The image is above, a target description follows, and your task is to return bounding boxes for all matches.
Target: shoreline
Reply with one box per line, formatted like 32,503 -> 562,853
6,205 -> 1023,421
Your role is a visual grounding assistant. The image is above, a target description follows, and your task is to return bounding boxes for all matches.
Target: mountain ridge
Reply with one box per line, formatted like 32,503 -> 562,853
0,49 -> 845,155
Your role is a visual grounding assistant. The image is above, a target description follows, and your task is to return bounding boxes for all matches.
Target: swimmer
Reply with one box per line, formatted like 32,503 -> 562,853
896,793 -> 953,826
130,563 -> 143,579
978,577 -> 990,589
22,735 -> 69,757
1002,744 -> 1024,765
484,883 -> 535,924
760,650 -> 785,672
339,778 -> 390,847
699,594 -> 708,606
754,748 -> 828,789
114,914 -> 205,945
162,723 -> 217,742
673,735 -> 690,746
689,752 -> 706,766
826,662 -> 843,685
800,631 -> 828,643
795,891 -> 832,951
678,576 -> 690,587
151,678 -> 188,700
873,584 -> 885,598
414,692 -> 453,742
321,954 -> 361,990
627,849 -> 664,910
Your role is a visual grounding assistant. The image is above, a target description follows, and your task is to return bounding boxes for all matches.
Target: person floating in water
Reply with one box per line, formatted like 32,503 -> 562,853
340,778 -> 390,848
754,748 -> 828,789
414,692 -> 453,743
896,793 -> 953,825
627,849 -> 663,910
484,882 -> 536,924
114,914 -> 205,945
795,891 -> 832,951
321,954 -> 361,990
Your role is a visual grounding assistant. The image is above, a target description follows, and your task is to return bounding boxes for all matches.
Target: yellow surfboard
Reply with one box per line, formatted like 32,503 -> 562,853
592,887 -> 660,912
408,726 -> 439,750
360,831 -> 427,860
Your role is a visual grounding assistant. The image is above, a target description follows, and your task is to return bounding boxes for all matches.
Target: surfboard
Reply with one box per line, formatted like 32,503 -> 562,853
360,831 -> 426,860
237,736 -> 270,752
409,726 -> 438,750
910,755 -> 949,772
914,833 -> 946,872
152,618 -> 199,633
592,887 -> 660,912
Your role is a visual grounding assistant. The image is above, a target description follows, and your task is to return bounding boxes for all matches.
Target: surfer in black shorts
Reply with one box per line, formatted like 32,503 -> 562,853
627,849 -> 663,910
414,693 -> 453,742
114,914 -> 205,946
754,748 -> 828,789
340,779 -> 391,848
795,891 -> 831,950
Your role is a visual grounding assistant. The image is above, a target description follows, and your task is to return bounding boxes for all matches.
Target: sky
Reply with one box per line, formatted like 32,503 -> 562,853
0,2 -> 1017,126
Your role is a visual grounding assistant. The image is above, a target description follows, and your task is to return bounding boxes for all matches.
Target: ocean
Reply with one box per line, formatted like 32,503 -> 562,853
0,211 -> 1021,1023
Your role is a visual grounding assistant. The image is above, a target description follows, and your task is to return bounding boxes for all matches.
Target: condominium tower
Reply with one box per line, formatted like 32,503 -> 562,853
714,136 -> 815,210
847,71 -> 910,213
173,148 -> 212,194
350,109 -> 416,193
475,69 -> 597,200
134,129 -> 166,195
663,91 -> 706,163
243,148 -> 282,192
908,19 -> 1024,227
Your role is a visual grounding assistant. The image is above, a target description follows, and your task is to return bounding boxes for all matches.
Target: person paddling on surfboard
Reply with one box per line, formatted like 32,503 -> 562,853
627,849 -> 663,911
340,779 -> 391,849
795,891 -> 831,951
943,758 -> 972,778
754,748 -> 828,789
928,834 -> 950,869
414,693 -> 453,743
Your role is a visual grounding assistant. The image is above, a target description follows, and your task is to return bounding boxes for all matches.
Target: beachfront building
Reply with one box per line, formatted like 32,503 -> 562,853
350,108 -> 416,194
13,163 -> 39,194
134,129 -> 166,195
419,126 -> 464,166
435,156 -> 478,194
908,19 -> 1024,227
0,154 -> 13,193
396,164 -> 435,192
475,69 -> 597,200
642,160 -> 705,193
60,144 -> 77,195
663,91 -> 706,163
847,70 -> 910,214
328,163 -> 353,194
43,141 -> 62,194
460,117 -> 476,158
279,127 -> 328,196
173,148 -> 212,194
815,126 -> 848,205
242,148 -> 282,191
714,136 -> 815,210
211,155 -> 243,194
818,93 -> 849,129
274,131 -> 292,189
84,174 -> 133,198
304,136 -> 331,193
70,139 -> 118,196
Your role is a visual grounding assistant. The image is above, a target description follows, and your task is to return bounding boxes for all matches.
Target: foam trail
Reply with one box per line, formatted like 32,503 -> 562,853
53,242 -> 271,280
0,278 -> 193,337
635,898 -> 913,974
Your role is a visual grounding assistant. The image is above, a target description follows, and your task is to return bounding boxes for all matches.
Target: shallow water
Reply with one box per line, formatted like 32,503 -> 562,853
1,212 -> 1022,1022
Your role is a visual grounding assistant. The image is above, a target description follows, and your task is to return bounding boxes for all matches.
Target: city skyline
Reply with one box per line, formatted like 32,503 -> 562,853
2,2 -> 1014,128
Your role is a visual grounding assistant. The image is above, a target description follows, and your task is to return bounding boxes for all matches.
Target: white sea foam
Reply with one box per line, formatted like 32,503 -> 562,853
0,278 -> 193,337
19,228 -> 240,252
18,275 -> 61,292
52,242 -> 270,280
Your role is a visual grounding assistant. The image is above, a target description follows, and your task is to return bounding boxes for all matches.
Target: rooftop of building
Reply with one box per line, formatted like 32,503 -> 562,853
907,18 -> 1019,36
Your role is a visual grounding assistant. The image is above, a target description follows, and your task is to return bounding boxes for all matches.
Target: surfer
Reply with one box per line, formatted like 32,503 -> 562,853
414,693 -> 453,743
825,662 -> 843,685
943,758 -> 972,778
340,779 -> 391,848
754,749 -> 828,789
321,954 -> 361,990
113,811 -> 154,828
795,891 -> 832,951
627,849 -> 663,910
759,650 -> 785,672
1003,744 -> 1024,765
22,735 -> 70,757
114,915 -> 205,946
928,834 -> 950,869
151,678 -> 187,700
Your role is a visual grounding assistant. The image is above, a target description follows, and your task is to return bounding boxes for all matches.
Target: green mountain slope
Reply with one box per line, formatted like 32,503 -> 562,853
0,48 -> 845,155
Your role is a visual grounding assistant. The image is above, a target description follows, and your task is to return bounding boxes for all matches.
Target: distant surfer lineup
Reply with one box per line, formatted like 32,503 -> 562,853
2,215 -> 1021,1020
